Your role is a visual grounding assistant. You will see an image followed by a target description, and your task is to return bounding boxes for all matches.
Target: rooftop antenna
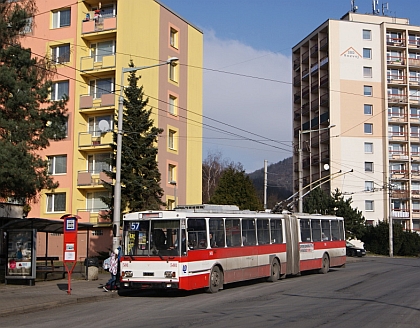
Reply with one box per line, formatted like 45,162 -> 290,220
372,0 -> 380,15
382,2 -> 389,16
351,0 -> 358,12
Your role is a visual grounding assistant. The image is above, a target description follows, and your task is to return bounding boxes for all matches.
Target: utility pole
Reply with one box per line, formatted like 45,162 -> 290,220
388,176 -> 393,257
264,160 -> 267,210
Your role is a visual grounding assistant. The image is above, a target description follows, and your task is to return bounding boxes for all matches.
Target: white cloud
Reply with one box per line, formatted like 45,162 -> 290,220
202,30 -> 293,172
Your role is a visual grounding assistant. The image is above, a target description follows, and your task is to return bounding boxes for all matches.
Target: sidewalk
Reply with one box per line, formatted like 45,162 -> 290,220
0,272 -> 118,317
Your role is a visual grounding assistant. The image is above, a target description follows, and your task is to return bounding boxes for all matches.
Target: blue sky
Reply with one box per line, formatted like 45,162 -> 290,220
161,0 -> 420,172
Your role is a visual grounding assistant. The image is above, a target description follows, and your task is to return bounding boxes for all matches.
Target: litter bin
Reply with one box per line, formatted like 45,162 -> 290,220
84,257 -> 99,280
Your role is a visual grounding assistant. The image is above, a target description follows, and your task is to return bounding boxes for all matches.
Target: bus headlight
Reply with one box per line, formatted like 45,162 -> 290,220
123,271 -> 133,278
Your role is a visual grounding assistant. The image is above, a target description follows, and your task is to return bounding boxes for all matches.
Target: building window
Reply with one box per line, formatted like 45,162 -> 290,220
365,162 -> 373,172
86,191 -> 109,212
88,115 -> 112,137
363,66 -> 372,78
20,17 -> 33,34
169,95 -> 177,115
170,28 -> 178,49
90,40 -> 115,62
363,48 -> 372,59
364,142 -> 373,153
364,104 -> 373,115
51,81 -> 69,100
167,199 -> 175,210
364,123 -> 373,134
52,8 -> 71,29
365,200 -> 374,211
168,130 -> 176,150
46,193 -> 66,212
364,85 -> 372,96
168,164 -> 176,183
363,29 -> 371,40
51,44 -> 70,64
169,61 -> 178,82
92,230 -> 103,236
48,155 -> 67,174
88,153 -> 111,173
89,78 -> 113,99
365,181 -> 374,192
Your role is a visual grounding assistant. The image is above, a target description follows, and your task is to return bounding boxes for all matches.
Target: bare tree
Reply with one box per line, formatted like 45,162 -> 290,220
202,151 -> 242,203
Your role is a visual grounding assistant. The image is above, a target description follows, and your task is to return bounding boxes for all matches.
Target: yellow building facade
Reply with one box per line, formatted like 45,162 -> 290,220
22,0 -> 203,258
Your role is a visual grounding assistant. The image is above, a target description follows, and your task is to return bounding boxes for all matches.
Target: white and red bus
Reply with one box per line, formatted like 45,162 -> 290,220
119,205 -> 346,293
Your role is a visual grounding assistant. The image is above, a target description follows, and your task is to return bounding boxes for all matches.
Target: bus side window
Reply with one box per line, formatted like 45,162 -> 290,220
300,219 -> 311,242
321,220 -> 331,240
209,218 -> 225,247
257,219 -> 269,244
271,218 -> 283,244
331,220 -> 340,241
311,220 -> 321,242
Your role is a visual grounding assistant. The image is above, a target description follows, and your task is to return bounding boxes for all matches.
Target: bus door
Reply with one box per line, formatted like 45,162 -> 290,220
284,215 -> 300,275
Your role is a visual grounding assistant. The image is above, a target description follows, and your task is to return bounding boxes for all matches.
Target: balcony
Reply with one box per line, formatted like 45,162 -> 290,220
294,92 -> 301,104
389,170 -> 409,179
408,94 -> 420,105
391,209 -> 410,218
302,50 -> 309,63
82,15 -> 117,36
293,58 -> 300,71
387,74 -> 406,84
391,190 -> 410,199
301,102 -> 310,116
320,93 -> 329,107
388,112 -> 407,122
80,54 -> 116,72
387,37 -> 406,47
320,74 -> 328,88
76,209 -> 111,225
77,171 -> 112,187
387,56 -> 404,65
408,39 -> 420,48
293,74 -> 301,87
408,58 -> 420,67
412,190 -> 420,199
388,132 -> 408,142
311,79 -> 319,93
320,55 -> 329,68
310,44 -> 318,57
79,93 -> 116,113
78,131 -> 113,149
302,86 -> 309,99
302,68 -> 309,81
388,94 -> 407,104
319,36 -> 328,50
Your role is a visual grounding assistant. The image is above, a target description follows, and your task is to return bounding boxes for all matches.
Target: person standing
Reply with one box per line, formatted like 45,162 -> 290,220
103,249 -> 119,292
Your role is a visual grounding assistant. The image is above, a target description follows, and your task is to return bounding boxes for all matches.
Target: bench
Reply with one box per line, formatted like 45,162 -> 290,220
36,257 -> 66,280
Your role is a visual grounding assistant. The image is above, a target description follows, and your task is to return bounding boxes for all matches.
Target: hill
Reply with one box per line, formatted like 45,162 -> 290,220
248,157 -> 293,209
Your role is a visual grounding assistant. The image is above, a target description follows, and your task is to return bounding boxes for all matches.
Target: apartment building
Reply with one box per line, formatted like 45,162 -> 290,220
292,11 -> 420,231
20,0 -> 203,257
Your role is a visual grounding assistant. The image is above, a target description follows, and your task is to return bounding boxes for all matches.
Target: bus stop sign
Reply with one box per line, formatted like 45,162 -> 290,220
62,214 -> 79,294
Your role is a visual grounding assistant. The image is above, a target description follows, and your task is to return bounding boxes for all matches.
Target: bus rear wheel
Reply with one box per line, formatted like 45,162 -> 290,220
267,259 -> 280,282
319,254 -> 330,274
206,266 -> 222,293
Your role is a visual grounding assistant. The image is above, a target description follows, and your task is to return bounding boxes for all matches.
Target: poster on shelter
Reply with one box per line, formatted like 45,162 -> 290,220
7,230 -> 33,276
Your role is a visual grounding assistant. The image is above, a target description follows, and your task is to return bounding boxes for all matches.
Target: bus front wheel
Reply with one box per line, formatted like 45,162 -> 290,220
267,259 -> 280,282
319,254 -> 330,274
206,266 -> 223,293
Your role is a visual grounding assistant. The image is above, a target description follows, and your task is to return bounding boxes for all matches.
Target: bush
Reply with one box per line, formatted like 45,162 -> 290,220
362,222 -> 420,256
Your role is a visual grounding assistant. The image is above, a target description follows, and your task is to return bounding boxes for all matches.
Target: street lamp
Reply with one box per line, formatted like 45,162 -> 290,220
113,57 -> 179,250
298,124 -> 335,213
169,180 -> 177,209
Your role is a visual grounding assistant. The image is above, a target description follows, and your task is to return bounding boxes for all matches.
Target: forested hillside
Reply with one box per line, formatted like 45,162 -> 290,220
248,157 -> 293,209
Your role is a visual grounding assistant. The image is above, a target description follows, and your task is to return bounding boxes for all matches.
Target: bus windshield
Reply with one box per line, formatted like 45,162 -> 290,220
124,219 -> 185,256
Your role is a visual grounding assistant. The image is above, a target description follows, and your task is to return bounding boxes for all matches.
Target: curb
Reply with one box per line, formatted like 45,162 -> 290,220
0,286 -> 119,318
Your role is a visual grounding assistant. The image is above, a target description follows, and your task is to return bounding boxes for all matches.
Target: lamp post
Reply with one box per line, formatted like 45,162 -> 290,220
298,124 -> 335,213
112,57 -> 179,250
169,180 -> 177,209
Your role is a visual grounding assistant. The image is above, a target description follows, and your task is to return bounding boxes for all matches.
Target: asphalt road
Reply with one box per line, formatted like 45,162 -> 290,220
8,256 -> 420,328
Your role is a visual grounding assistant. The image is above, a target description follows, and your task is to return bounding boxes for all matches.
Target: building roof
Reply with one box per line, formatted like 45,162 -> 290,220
0,217 -> 94,233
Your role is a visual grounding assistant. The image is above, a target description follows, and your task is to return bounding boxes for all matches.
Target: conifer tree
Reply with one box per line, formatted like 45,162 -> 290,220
0,0 -> 68,204
102,61 -> 165,220
304,188 -> 366,239
210,165 -> 262,211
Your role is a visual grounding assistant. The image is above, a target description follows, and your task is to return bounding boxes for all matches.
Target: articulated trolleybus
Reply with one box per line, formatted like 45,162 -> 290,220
120,205 -> 346,293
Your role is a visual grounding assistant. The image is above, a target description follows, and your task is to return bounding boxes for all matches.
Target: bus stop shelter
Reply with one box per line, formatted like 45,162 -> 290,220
1,217 -> 94,284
